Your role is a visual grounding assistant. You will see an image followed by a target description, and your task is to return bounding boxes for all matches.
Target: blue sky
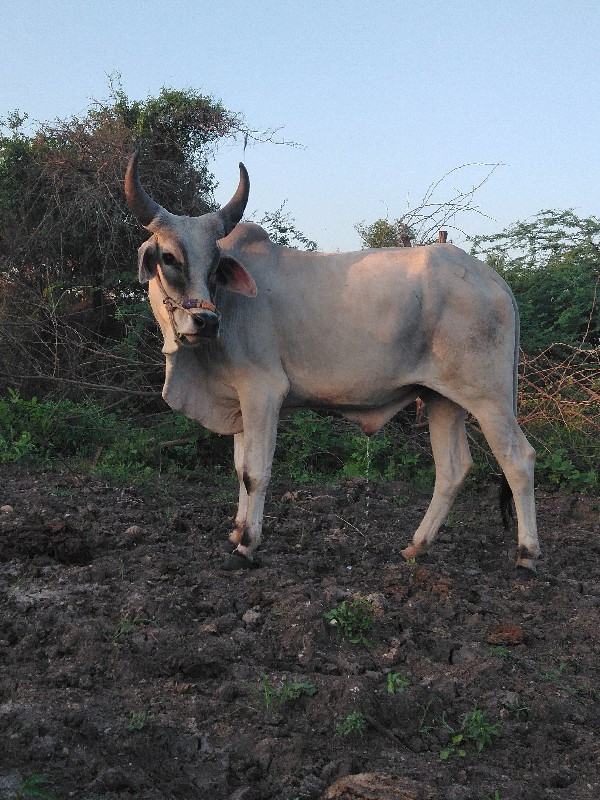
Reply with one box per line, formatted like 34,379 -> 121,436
2,0 -> 598,251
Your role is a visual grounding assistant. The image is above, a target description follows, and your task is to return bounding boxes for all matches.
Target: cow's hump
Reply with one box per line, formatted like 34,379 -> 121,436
218,222 -> 271,252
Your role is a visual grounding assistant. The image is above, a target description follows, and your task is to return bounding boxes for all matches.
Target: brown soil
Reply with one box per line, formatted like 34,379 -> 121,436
1,463 -> 599,800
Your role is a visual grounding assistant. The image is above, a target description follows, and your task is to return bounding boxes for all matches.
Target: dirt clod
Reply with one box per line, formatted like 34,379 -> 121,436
322,772 -> 436,800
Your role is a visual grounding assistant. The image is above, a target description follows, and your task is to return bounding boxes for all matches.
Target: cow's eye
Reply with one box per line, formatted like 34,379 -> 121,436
162,252 -> 177,267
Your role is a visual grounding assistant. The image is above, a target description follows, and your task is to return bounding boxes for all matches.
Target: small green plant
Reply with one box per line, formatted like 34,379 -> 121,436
16,774 -> 57,800
442,510 -> 461,528
390,495 -> 410,507
439,731 -> 468,760
566,680 -> 598,698
256,673 -> 317,710
258,672 -> 275,710
324,598 -> 375,646
487,645 -> 511,660
336,711 -> 366,737
387,672 -> 411,694
504,700 -> 529,721
278,680 -> 318,703
487,645 -> 529,671
126,710 -> 153,731
439,707 -> 502,759
538,661 -> 566,683
418,698 -> 435,737
111,614 -> 143,641
342,433 -> 390,478
460,707 -> 502,753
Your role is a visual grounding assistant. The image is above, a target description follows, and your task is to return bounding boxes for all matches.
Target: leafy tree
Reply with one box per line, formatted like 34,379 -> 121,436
0,79 -> 246,404
471,210 -> 600,353
355,217 -> 414,248
258,202 -> 317,250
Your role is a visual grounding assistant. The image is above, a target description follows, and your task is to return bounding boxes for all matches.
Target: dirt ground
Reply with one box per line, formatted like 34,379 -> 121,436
0,461 -> 599,800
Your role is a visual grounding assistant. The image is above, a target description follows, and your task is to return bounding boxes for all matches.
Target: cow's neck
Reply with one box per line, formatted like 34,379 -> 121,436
163,347 -> 243,436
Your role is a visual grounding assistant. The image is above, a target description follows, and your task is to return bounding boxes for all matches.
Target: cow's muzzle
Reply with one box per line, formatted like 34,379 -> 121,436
154,271 -> 220,345
171,304 -> 220,346
184,309 -> 220,342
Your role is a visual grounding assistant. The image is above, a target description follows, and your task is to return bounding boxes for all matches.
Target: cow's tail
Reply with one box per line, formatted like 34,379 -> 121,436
499,287 -> 521,530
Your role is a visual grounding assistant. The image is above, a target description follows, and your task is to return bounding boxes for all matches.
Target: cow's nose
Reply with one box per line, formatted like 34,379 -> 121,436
191,310 -> 220,338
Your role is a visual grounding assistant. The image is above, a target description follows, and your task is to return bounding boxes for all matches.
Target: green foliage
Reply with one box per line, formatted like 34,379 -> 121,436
111,614 -> 144,641
16,775 -> 57,800
0,77 -> 246,406
126,711 -> 154,732
111,82 -> 237,163
324,598 -> 375,647
537,661 -> 566,683
336,711 -> 366,737
387,672 -> 411,694
355,217 -> 415,248
439,707 -> 502,760
419,701 -> 501,759
487,645 -> 511,660
275,411 -> 342,482
275,410 -> 433,486
342,433 -> 386,478
2,390 -> 596,493
457,708 -> 502,753
504,700 -> 529,721
259,202 -> 318,250
536,447 -> 597,493
256,673 -> 317,710
471,210 -> 600,354
0,391 -> 226,480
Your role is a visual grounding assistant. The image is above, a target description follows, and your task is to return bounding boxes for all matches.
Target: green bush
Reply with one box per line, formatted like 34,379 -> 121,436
0,390 -> 229,481
274,410 -> 434,487
1,392 -> 597,494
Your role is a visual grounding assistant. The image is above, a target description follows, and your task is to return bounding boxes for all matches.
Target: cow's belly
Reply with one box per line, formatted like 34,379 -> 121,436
282,350 -> 421,406
282,381 -> 421,435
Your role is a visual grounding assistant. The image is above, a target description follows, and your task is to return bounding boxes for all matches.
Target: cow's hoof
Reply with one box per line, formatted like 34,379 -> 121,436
401,544 -> 421,561
516,551 -> 538,574
515,559 -> 537,578
222,550 -> 255,571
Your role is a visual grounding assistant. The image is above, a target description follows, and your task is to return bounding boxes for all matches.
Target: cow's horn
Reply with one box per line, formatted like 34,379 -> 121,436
125,149 -> 164,229
218,163 -> 250,237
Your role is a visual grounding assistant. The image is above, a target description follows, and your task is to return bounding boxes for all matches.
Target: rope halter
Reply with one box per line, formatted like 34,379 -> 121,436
154,268 -> 219,342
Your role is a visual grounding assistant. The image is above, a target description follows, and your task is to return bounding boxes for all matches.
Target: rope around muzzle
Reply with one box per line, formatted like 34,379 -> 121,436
154,268 -> 219,341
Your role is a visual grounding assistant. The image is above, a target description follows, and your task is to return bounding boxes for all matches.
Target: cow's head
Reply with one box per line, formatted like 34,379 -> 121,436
125,150 -> 257,354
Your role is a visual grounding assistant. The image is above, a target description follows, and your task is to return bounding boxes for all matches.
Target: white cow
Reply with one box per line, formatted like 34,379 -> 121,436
125,151 -> 539,571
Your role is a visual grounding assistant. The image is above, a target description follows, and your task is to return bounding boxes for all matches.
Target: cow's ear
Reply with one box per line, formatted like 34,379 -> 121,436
138,237 -> 159,283
215,256 -> 257,297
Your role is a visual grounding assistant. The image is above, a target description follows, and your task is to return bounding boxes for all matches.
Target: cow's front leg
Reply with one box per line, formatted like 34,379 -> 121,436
228,432 -> 248,549
223,383 -> 285,570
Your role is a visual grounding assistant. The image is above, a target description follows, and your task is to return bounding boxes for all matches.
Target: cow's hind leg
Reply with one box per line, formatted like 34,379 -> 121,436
474,406 -> 539,570
228,432 -> 248,549
402,396 -> 472,560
